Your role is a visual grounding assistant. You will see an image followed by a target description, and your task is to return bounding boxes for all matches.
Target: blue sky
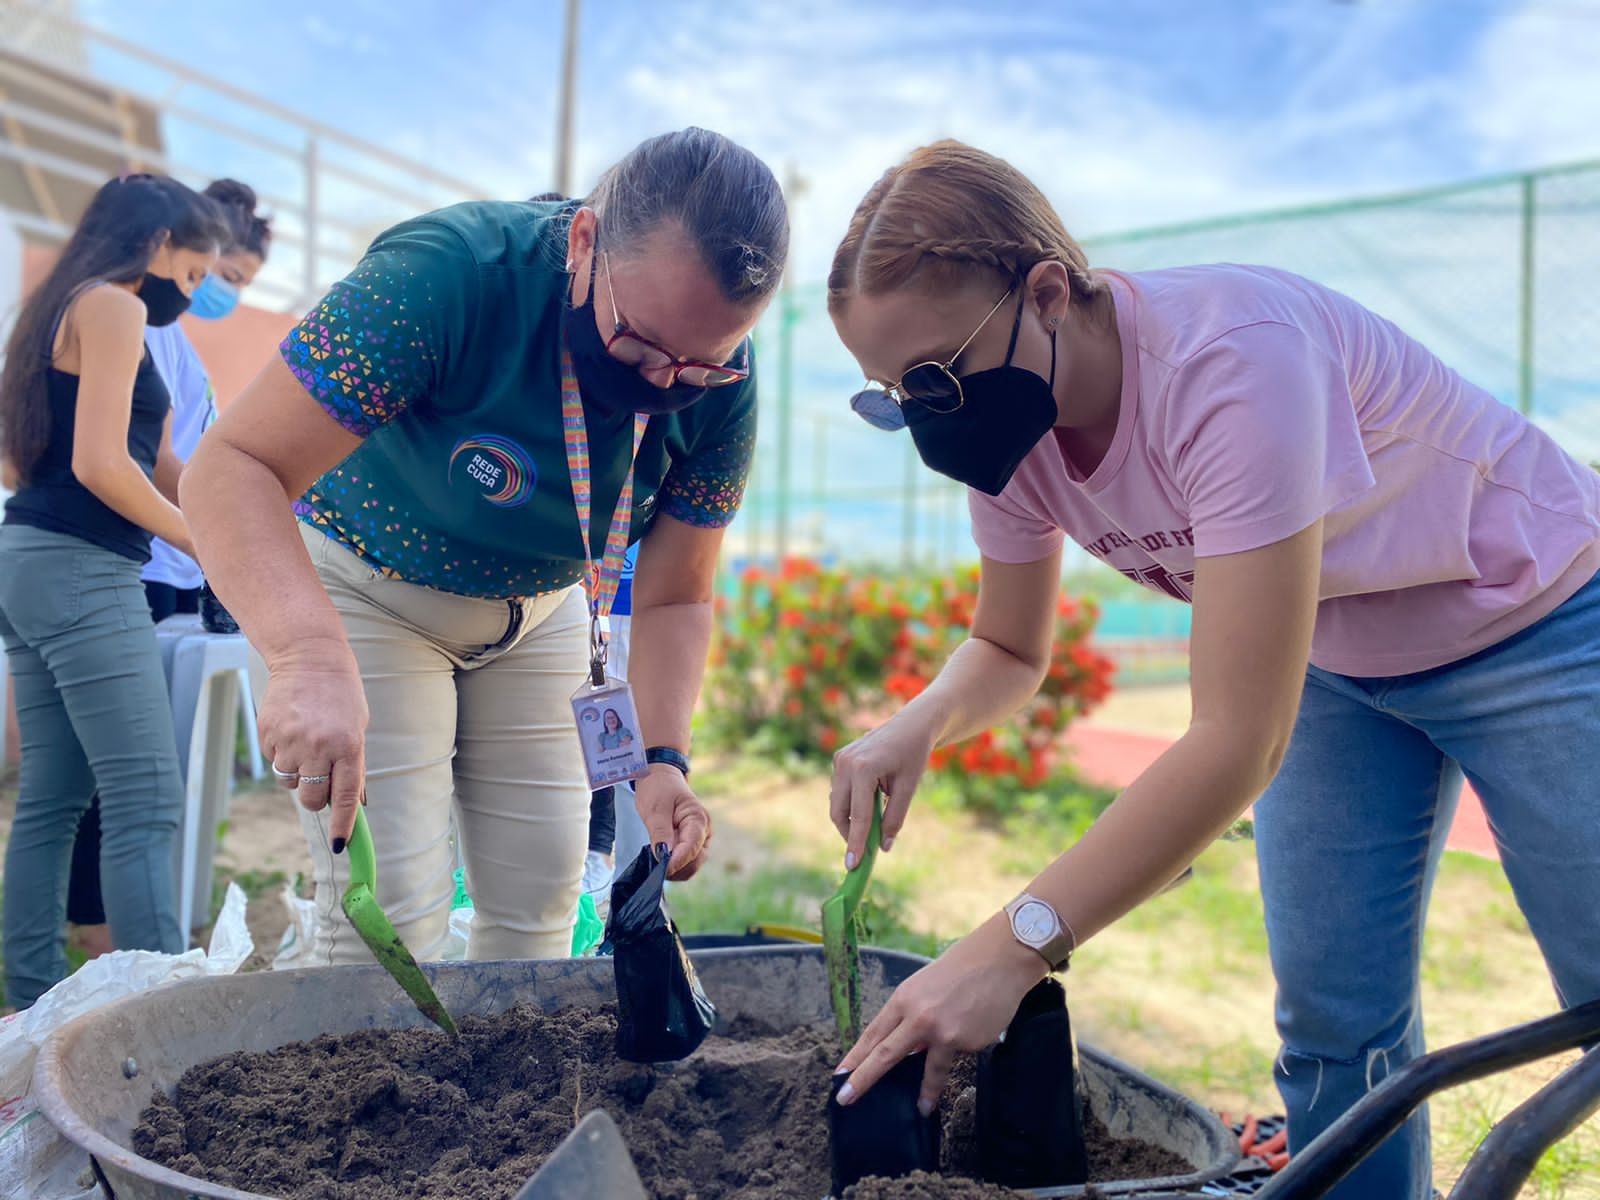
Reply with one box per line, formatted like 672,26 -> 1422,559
73,0 -> 1600,282
34,0 -> 1598,559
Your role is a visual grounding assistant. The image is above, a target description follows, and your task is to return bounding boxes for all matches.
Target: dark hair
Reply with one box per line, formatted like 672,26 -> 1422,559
528,191 -> 568,202
0,173 -> 229,482
204,178 -> 272,260
587,127 -> 789,303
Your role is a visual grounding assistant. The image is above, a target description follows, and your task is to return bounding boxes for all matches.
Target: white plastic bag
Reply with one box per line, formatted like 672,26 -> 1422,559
0,883 -> 254,1200
270,880 -> 320,970
271,880 -> 477,967
440,905 -> 475,961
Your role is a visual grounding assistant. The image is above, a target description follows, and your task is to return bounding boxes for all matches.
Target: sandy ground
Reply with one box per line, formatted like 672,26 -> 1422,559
1089,683 -> 1194,738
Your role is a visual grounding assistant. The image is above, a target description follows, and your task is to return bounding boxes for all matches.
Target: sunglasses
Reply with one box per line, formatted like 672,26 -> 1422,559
849,286 -> 1016,431
602,253 -> 750,388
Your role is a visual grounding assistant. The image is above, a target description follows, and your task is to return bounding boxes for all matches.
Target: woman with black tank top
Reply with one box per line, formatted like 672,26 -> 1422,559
0,174 -> 228,1009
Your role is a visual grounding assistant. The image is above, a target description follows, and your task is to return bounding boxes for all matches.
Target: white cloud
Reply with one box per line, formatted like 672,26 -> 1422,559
593,0 -> 1296,280
1466,0 -> 1600,169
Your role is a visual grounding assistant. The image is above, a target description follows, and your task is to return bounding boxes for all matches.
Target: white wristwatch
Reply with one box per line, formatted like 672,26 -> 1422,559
1004,892 -> 1075,972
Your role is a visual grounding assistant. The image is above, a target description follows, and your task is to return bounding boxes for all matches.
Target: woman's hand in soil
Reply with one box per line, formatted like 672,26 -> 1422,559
835,913 -> 1048,1114
259,641 -> 370,848
635,764 -> 713,880
829,709 -> 938,869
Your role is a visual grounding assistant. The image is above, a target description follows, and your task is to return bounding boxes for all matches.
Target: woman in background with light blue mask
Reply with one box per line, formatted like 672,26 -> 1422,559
64,178 -> 271,964
141,179 -> 272,620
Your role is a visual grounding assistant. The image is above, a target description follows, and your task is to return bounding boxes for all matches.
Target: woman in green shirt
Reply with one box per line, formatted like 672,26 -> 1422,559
184,129 -> 786,963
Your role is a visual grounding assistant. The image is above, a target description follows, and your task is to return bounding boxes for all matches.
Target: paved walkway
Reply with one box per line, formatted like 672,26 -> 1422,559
1065,723 -> 1499,859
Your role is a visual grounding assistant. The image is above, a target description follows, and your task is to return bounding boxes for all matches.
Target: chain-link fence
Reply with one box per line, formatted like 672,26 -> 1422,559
732,161 -> 1600,576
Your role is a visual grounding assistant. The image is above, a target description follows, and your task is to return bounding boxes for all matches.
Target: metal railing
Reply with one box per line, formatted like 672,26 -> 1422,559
0,0 -> 493,312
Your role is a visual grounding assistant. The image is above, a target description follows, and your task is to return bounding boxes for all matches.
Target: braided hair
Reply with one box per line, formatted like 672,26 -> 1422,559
828,140 -> 1101,312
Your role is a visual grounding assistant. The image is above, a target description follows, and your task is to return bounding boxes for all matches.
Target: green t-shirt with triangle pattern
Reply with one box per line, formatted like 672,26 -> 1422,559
280,200 -> 757,598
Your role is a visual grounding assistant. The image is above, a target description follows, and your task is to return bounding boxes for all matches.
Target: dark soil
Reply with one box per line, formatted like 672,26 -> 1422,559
133,1005 -> 1194,1200
842,1172 -> 1024,1199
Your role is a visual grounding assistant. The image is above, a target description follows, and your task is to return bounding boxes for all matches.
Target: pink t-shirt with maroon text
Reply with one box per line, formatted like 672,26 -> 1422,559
968,266 -> 1600,676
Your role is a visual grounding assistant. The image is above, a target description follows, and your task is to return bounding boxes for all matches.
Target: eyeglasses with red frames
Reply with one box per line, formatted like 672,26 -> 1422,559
601,253 -> 750,388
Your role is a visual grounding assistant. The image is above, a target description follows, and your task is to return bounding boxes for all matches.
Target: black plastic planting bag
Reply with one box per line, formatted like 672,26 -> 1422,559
976,977 -> 1089,1187
829,1052 -> 942,1194
606,843 -> 716,1063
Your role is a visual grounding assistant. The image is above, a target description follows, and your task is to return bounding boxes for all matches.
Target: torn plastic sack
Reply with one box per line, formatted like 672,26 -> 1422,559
271,879 -> 319,969
0,882 -> 253,1200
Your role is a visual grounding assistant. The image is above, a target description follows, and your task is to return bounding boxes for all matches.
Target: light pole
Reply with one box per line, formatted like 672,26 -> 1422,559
553,0 -> 581,195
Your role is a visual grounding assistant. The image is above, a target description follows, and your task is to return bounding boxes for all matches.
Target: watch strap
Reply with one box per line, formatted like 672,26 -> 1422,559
645,745 -> 691,777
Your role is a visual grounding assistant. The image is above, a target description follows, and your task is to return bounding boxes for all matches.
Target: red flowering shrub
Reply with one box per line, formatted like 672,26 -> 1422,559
705,558 -> 1116,810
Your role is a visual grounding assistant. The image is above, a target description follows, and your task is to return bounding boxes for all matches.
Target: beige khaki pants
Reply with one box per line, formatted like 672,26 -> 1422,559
266,526 -> 591,965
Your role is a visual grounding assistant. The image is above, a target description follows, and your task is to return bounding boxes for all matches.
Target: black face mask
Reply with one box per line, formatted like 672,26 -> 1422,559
905,303 -> 1059,496
562,259 -> 708,418
137,272 -> 191,327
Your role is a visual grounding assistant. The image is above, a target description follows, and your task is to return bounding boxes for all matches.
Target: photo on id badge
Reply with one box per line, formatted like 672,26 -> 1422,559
573,679 -> 648,789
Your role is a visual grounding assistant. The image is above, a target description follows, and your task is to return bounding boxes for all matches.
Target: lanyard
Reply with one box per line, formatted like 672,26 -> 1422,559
561,339 -> 648,683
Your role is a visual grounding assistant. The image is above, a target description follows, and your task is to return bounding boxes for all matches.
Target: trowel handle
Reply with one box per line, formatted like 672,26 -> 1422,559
838,795 -> 883,911
346,806 -> 378,892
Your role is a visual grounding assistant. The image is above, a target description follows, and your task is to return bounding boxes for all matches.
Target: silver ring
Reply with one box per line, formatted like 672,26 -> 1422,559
298,774 -> 330,785
271,764 -> 299,782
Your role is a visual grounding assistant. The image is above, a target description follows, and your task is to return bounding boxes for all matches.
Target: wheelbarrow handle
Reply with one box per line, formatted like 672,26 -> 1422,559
1448,1043 -> 1600,1200
1256,996 -> 1600,1200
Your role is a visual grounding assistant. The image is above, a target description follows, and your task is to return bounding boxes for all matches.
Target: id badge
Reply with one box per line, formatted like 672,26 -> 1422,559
571,674 -> 649,791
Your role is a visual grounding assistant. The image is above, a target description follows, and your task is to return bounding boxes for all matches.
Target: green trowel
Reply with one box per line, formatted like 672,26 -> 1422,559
343,807 -> 460,1037
822,793 -> 883,1049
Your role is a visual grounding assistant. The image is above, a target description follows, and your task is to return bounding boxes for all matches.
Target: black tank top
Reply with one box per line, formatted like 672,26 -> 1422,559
3,349 -> 172,561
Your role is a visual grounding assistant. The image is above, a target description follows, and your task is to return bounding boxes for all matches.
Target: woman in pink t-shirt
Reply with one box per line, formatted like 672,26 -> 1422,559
824,141 -> 1600,1200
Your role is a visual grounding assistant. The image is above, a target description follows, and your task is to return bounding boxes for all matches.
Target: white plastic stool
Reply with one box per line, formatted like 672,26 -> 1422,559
237,668 -> 264,780
155,616 -> 252,946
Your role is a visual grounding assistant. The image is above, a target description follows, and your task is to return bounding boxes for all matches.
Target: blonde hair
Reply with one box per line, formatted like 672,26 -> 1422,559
828,140 -> 1103,315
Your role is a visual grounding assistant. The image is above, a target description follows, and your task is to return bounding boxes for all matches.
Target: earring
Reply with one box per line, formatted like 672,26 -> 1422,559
1048,316 -> 1061,331
565,259 -> 575,272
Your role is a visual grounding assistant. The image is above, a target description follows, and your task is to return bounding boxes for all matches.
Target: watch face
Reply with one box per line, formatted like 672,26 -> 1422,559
1013,900 -> 1058,945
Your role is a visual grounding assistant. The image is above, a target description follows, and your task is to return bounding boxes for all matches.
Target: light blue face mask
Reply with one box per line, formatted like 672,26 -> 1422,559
188,274 -> 241,321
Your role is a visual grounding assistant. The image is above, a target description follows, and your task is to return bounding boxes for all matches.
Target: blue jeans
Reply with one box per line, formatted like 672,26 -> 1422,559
0,525 -> 184,1008
1255,571 -> 1600,1199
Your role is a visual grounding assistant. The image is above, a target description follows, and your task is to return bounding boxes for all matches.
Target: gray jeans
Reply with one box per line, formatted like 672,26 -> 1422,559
0,524 -> 183,1009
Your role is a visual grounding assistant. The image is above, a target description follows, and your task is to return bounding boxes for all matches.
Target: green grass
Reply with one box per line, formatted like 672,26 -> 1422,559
1118,840 -> 1269,962
1528,1137 -> 1599,1200
1153,1036 -> 1278,1101
669,860 -> 833,934
1421,929 -> 1493,992
1439,1089 -> 1600,1199
668,859 -> 945,960
916,772 -> 1115,875
207,867 -> 288,925
695,755 -> 808,796
1102,996 -> 1149,1035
